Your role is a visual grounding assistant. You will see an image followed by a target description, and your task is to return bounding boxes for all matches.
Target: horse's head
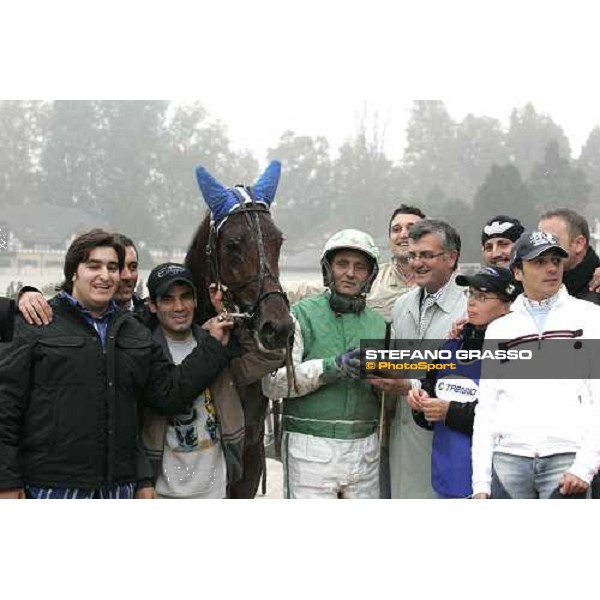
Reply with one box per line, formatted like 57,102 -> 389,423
192,161 -> 294,351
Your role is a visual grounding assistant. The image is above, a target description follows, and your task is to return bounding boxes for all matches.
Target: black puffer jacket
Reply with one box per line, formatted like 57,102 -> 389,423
0,295 -> 229,491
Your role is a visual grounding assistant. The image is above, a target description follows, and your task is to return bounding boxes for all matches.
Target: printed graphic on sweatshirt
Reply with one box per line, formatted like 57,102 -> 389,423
169,389 -> 218,452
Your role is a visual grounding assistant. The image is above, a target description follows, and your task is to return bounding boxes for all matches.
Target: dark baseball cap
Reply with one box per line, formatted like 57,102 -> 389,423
456,266 -> 519,301
147,263 -> 197,301
481,215 -> 524,245
509,230 -> 568,267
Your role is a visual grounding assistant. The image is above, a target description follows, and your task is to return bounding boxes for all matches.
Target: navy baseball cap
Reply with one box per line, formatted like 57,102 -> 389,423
147,263 -> 197,301
509,230 -> 568,267
456,266 -> 519,301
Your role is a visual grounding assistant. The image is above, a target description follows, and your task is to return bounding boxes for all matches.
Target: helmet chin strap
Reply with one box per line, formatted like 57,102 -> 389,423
328,289 -> 367,314
328,277 -> 373,314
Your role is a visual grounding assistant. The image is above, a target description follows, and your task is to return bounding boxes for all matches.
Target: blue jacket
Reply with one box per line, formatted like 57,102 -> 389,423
415,332 -> 482,498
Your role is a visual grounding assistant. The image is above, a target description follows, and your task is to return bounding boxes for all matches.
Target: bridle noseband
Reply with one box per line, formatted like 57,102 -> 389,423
206,187 -> 289,324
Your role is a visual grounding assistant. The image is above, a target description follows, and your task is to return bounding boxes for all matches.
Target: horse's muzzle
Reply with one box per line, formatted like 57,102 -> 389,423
256,315 -> 294,351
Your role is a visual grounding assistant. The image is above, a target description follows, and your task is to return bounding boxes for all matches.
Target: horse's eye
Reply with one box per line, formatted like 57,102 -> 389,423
226,248 -> 244,266
226,239 -> 241,251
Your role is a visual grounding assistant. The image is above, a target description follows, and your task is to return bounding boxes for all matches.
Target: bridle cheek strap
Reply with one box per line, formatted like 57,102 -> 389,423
207,189 -> 288,320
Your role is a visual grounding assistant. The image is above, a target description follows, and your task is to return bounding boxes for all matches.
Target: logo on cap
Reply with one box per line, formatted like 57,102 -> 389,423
529,231 -> 557,247
156,265 -> 187,278
480,266 -> 501,277
483,221 -> 517,236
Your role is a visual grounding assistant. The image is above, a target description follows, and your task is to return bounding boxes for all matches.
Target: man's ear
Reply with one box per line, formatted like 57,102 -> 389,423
448,250 -> 459,269
573,234 -> 587,255
149,301 -> 157,314
513,266 -> 524,283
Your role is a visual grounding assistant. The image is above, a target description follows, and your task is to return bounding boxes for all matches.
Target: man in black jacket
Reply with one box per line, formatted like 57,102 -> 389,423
0,229 -> 231,499
17,232 -> 144,326
0,297 -> 15,342
539,208 -> 600,305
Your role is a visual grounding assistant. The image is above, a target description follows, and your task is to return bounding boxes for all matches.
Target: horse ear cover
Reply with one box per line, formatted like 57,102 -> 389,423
195,166 -> 238,223
196,161 -> 281,222
252,160 -> 281,205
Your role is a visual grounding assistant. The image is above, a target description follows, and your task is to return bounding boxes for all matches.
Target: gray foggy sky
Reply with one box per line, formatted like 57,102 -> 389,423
198,96 -> 600,163
4,1 -> 600,161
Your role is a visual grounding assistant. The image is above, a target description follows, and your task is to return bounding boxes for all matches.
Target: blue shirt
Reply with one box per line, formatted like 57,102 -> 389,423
59,291 -> 118,348
523,292 -> 559,333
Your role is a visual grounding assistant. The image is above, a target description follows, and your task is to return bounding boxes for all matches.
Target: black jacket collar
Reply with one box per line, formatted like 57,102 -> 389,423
563,247 -> 600,298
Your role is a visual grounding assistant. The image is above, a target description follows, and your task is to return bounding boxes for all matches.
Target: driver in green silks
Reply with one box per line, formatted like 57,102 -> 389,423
263,229 -> 385,499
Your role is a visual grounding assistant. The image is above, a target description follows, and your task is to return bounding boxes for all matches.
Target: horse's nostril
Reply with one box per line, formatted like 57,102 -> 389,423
261,322 -> 276,338
258,319 -> 294,350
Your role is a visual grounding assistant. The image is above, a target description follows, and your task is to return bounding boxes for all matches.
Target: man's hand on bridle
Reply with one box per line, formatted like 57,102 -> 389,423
208,282 -> 227,313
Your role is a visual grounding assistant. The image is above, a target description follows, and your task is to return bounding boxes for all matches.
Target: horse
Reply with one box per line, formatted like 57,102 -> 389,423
184,160 -> 294,351
185,160 -> 294,497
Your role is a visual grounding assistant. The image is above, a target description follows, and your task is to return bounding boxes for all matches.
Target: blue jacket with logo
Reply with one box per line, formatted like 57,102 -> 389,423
414,330 -> 483,498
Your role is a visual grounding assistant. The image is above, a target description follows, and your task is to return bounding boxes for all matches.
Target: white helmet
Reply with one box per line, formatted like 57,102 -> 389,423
321,229 -> 380,294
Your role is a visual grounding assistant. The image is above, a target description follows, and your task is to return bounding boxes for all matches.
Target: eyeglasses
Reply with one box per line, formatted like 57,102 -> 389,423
466,290 -> 501,303
407,251 -> 446,262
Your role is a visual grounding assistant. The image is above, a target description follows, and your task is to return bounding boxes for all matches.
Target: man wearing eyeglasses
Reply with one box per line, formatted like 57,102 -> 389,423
370,219 -> 467,498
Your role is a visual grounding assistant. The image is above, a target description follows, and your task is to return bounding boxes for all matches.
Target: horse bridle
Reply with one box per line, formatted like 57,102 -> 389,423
206,186 -> 289,324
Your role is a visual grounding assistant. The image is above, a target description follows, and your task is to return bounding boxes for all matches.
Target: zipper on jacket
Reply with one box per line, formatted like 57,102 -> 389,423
102,310 -> 129,486
340,313 -> 348,419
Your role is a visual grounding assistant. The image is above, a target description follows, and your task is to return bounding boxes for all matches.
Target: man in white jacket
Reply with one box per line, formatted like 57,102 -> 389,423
472,230 -> 600,499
